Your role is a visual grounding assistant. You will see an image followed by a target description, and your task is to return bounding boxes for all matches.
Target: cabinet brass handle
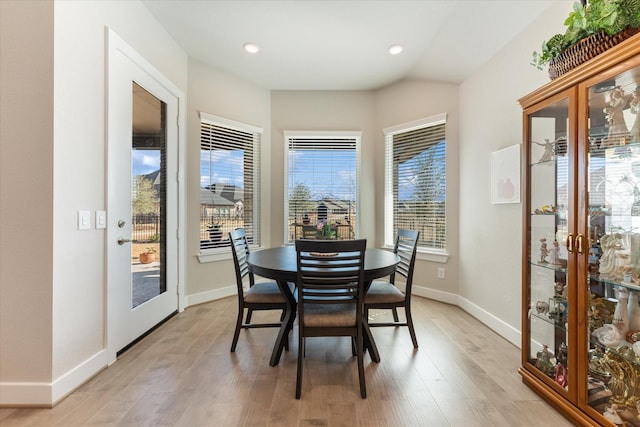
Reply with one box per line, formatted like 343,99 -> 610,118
566,233 -> 574,253
576,234 -> 584,254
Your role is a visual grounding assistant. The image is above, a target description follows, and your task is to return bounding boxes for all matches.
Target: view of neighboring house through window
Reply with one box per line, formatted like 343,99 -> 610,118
285,131 -> 360,243
200,112 -> 261,251
384,114 -> 447,251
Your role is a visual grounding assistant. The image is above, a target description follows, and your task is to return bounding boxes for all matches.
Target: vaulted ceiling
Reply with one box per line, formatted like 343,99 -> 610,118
142,0 -> 562,91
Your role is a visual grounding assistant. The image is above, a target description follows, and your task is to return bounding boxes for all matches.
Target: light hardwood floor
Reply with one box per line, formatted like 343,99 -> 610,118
0,297 -> 576,426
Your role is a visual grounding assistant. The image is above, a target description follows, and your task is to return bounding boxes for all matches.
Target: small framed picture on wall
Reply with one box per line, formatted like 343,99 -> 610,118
491,144 -> 520,204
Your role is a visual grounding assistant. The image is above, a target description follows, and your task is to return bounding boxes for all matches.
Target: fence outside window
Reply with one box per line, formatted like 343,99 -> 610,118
132,213 -> 160,243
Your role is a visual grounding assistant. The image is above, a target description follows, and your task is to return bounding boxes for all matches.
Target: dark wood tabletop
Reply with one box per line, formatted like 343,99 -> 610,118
248,246 -> 399,283
247,245 -> 400,366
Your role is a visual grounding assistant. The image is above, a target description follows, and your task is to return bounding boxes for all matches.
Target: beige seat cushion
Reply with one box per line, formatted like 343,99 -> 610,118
364,281 -> 405,304
303,303 -> 356,327
244,281 -> 288,303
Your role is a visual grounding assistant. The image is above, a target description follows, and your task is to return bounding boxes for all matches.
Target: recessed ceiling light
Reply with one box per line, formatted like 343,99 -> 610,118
243,43 -> 260,54
388,44 -> 403,55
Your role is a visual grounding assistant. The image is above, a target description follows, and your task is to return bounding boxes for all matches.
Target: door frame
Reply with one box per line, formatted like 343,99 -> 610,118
105,28 -> 186,364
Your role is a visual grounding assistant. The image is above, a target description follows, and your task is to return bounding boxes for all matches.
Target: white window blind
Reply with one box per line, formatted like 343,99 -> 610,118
285,132 -> 360,243
200,113 -> 261,251
384,114 -> 446,250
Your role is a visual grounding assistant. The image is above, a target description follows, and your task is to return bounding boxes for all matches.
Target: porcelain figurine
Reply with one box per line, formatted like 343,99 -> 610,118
603,86 -> 630,147
630,86 -> 640,144
539,238 -> 549,263
535,344 -> 556,376
549,240 -> 562,265
593,324 -> 623,346
603,404 -> 624,425
599,234 -> 623,276
533,139 -> 555,162
629,291 -> 640,331
613,287 -> 630,336
536,300 -> 550,314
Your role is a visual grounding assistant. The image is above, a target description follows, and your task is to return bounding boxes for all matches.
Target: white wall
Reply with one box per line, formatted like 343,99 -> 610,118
51,0 -> 187,393
270,91 -> 377,244
375,79 -> 460,301
0,0 -> 54,389
0,0 -> 188,406
185,59 -> 271,304
458,1 -> 573,346
52,0 -> 187,396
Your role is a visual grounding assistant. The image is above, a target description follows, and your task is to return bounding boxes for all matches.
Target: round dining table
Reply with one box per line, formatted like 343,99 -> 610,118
247,245 -> 400,367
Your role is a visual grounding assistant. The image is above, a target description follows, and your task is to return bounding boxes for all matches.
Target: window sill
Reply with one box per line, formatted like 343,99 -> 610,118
197,251 -> 232,263
382,245 -> 449,263
416,249 -> 449,263
197,245 -> 264,264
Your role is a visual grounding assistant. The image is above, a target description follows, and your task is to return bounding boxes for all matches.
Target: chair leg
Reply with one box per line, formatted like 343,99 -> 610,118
296,335 -> 304,399
245,308 -> 254,324
351,337 -> 356,357
357,329 -> 366,398
283,318 -> 290,352
405,305 -> 418,349
230,308 -> 244,352
392,307 -> 399,323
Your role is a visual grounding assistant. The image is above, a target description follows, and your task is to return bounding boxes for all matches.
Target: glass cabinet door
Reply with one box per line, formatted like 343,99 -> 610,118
583,61 -> 640,424
526,92 -> 575,396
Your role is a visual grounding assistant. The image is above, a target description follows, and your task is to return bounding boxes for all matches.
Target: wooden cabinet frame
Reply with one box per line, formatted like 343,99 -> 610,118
519,33 -> 640,426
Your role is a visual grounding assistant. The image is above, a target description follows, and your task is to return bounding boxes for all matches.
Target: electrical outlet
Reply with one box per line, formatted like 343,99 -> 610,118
437,267 -> 445,279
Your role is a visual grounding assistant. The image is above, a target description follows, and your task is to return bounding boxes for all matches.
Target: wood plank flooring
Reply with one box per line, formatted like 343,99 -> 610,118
0,297 -> 575,426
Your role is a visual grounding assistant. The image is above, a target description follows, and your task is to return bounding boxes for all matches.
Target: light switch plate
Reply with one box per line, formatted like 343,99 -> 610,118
78,210 -> 91,230
96,211 -> 106,229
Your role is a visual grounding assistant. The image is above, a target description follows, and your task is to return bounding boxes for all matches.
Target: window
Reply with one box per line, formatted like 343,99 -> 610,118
200,112 -> 261,251
285,131 -> 360,243
384,114 -> 447,251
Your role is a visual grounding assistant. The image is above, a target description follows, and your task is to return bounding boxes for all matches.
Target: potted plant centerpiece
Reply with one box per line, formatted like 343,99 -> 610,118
532,0 -> 640,79
317,220 -> 337,239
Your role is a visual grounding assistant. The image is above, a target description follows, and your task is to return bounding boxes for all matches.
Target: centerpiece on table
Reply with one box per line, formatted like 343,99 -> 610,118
317,220 -> 337,239
531,0 -> 640,79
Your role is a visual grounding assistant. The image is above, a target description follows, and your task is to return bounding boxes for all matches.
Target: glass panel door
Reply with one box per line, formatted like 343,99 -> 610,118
584,64 -> 640,421
526,92 -> 574,396
131,82 -> 166,308
107,30 -> 179,358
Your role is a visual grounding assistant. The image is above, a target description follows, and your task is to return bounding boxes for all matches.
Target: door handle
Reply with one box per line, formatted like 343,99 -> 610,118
575,234 -> 584,254
566,233 -> 574,253
117,237 -> 131,245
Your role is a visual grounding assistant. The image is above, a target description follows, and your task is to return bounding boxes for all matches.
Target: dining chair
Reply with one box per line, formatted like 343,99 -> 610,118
364,228 -> 420,348
229,228 -> 289,352
294,238 -> 368,399
301,224 -> 318,239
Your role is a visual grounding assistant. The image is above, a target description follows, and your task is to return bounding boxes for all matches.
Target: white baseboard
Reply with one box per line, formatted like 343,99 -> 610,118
0,349 -> 109,407
412,284 -> 459,305
457,296 -> 521,349
185,285 -> 235,307
412,284 -> 521,349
